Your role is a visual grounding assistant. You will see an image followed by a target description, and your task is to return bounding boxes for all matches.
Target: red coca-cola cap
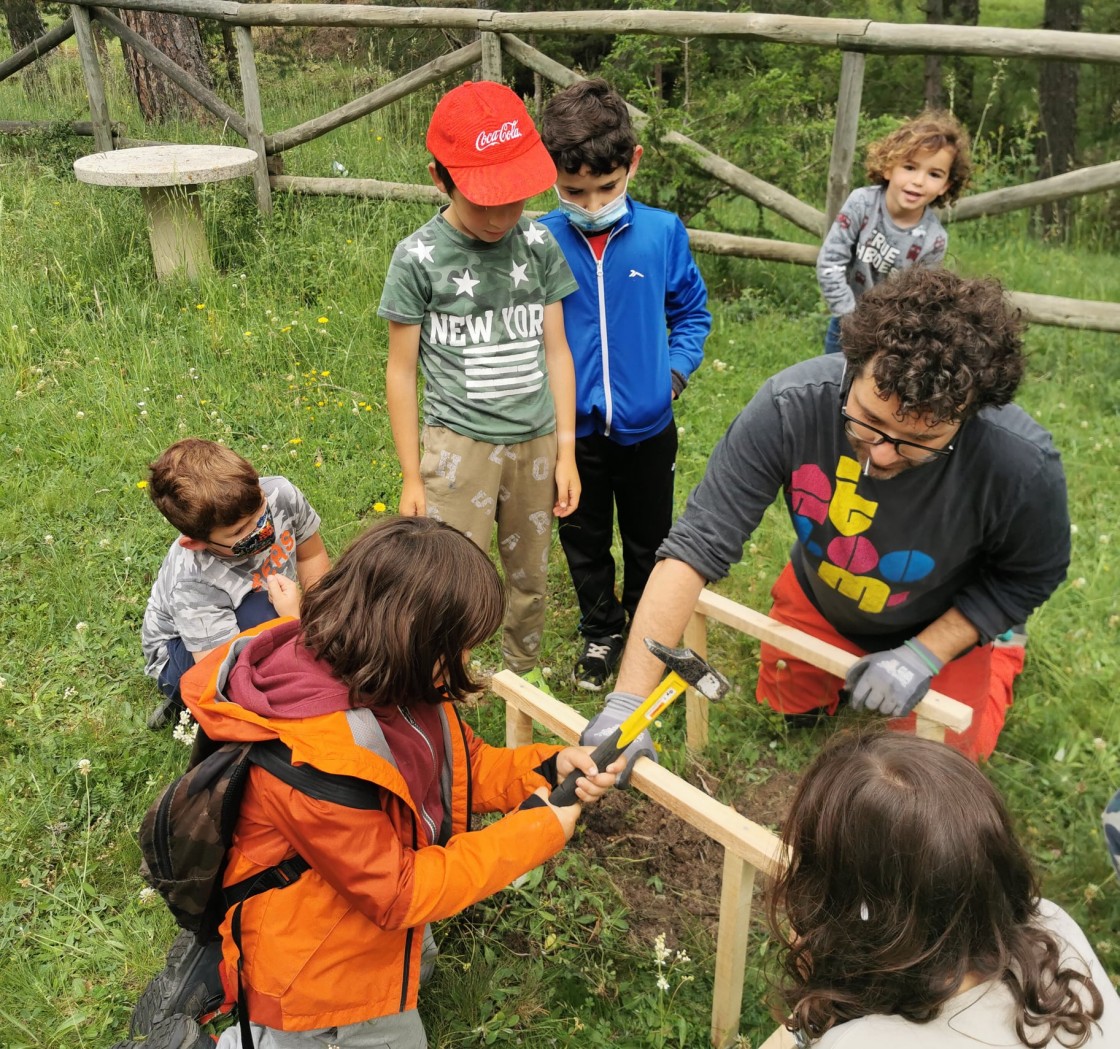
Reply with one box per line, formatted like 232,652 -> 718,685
426,80 -> 556,206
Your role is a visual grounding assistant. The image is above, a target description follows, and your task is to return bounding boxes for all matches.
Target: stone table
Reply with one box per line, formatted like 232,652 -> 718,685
73,145 -> 259,280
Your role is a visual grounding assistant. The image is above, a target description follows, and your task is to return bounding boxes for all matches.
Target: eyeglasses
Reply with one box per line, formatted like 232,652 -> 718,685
840,408 -> 955,463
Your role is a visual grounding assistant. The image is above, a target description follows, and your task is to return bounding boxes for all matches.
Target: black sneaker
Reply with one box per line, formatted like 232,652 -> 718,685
129,931 -> 225,1038
111,1014 -> 212,1049
572,634 -> 624,691
147,694 -> 185,730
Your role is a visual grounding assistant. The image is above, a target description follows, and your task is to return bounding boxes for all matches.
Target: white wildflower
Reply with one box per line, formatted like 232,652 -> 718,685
654,933 -> 671,964
75,410 -> 85,419
1100,534 -> 1111,545
0,675 -> 6,690
711,359 -> 728,372
43,534 -> 54,545
138,886 -> 158,905
77,758 -> 91,776
656,975 -> 670,992
173,708 -> 198,747
75,621 -> 88,633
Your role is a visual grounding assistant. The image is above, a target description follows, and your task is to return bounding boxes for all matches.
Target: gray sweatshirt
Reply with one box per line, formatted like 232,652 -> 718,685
817,185 -> 948,317
659,356 -> 1069,651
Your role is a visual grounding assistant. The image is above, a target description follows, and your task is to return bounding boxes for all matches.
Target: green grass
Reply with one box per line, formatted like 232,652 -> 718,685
0,36 -> 1118,1049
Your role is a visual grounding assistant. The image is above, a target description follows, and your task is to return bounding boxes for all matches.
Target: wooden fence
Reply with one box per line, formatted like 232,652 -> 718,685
0,2 -> 1118,329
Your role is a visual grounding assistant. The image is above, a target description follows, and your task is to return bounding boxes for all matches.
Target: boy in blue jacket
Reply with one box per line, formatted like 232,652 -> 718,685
540,79 -> 711,691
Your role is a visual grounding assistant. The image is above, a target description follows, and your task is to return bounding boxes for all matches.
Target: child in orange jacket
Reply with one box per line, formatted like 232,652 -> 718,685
175,517 -> 619,1049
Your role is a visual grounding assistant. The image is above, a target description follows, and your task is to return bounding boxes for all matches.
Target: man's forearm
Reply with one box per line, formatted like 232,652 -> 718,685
615,558 -> 708,697
915,606 -> 981,667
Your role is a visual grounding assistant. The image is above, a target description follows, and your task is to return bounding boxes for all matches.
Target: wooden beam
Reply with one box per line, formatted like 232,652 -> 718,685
684,229 -> 819,264
265,40 -> 481,154
500,33 -> 825,236
480,30 -> 502,82
70,5 -> 114,153
234,25 -> 271,215
78,4 -> 1120,63
693,589 -> 974,734
270,174 -> 445,204
489,670 -> 787,877
1008,291 -> 1120,334
91,6 -> 249,140
0,119 -> 120,137
825,51 -> 864,225
0,17 -> 75,84
683,610 -> 710,752
711,852 -> 755,1049
944,160 -> 1120,223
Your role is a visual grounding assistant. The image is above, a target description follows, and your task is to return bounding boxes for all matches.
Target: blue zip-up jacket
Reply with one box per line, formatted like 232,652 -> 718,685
541,197 -> 711,446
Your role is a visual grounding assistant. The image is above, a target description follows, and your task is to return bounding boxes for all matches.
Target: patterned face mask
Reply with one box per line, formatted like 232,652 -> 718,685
224,506 -> 275,557
555,177 -> 629,233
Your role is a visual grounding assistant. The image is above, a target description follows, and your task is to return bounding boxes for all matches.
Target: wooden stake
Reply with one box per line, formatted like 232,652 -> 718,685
683,610 -> 710,752
480,30 -> 502,82
711,851 -> 755,1049
234,25 -> 272,215
825,51 -> 865,225
71,5 -> 113,153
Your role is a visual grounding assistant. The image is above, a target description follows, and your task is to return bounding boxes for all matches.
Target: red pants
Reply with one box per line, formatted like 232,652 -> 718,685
755,564 -> 1024,760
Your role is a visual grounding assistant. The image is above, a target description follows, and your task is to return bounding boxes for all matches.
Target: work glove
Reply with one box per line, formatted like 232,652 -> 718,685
580,690 -> 658,788
844,638 -> 943,718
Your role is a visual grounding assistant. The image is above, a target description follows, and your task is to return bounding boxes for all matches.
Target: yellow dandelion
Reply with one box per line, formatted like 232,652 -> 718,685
364,406 -> 372,412
196,303 -> 206,310
281,326 -> 292,333
321,370 -> 331,377
136,480 -> 148,489
289,437 -> 302,445
373,502 -> 386,513
243,331 -> 253,337
317,316 -> 329,324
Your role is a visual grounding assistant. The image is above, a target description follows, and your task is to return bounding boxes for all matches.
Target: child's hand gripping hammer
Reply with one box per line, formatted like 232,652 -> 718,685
549,638 -> 730,806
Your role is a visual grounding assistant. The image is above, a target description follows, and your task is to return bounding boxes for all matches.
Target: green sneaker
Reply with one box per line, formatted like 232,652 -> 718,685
520,667 -> 554,697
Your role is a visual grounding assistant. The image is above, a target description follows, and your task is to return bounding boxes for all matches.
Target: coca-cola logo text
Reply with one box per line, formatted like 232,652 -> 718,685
475,121 -> 523,152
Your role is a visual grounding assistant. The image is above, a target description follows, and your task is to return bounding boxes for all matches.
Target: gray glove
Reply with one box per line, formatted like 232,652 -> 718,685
844,639 -> 943,717
580,690 -> 658,788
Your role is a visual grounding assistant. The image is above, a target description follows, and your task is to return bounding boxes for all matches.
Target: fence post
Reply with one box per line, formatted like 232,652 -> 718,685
684,609 -> 710,751
234,25 -> 272,216
505,703 -> 534,747
480,31 -> 503,82
71,5 -> 113,153
710,849 -> 756,1048
825,50 -> 866,225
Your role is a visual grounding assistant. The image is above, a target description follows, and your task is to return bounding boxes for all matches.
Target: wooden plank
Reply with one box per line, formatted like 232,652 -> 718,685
480,30 -> 502,82
825,51 -> 864,225
266,40 -> 482,154
945,160 -> 1120,223
71,5 -> 114,153
234,25 -> 272,215
757,1026 -> 797,1049
500,33 -> 825,236
0,17 -> 75,84
78,4 -> 1120,63
92,6 -> 249,139
710,851 -> 755,1048
683,611 -> 710,752
693,589 -> 974,734
489,670 -> 787,877
505,704 -> 534,748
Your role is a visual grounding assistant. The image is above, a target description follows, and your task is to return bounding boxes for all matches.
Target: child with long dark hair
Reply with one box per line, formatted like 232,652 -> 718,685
768,733 -> 1119,1047
169,516 -> 620,1049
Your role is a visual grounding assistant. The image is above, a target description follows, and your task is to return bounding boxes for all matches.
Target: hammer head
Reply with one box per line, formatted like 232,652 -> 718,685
644,638 -> 730,702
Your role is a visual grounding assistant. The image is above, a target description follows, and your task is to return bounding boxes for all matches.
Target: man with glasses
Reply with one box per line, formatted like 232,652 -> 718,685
584,268 -> 1068,763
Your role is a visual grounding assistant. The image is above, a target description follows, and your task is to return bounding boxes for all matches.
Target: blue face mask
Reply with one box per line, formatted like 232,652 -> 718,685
555,178 -> 629,233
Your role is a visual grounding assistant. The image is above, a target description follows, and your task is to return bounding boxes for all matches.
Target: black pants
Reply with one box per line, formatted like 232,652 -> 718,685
559,420 -> 678,638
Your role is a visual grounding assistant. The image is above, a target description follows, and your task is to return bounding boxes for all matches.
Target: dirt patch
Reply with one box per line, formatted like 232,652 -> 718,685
574,759 -> 801,949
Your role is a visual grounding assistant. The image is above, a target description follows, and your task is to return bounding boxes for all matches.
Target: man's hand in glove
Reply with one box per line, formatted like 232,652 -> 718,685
844,638 -> 944,718
580,690 -> 657,787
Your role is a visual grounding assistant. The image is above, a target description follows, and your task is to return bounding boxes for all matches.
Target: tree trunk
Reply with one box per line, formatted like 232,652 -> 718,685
945,0 -> 978,116
1036,0 -> 1082,237
3,0 -> 51,96
117,9 -> 214,124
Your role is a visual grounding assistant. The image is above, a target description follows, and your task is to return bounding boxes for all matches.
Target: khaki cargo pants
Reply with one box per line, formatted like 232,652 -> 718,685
421,425 -> 556,673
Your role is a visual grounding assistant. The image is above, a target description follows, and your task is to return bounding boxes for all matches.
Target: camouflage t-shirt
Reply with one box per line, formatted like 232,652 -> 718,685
378,211 -> 578,444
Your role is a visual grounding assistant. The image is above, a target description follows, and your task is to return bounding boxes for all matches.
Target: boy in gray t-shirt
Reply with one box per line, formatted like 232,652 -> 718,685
817,111 -> 972,354
140,439 -> 329,727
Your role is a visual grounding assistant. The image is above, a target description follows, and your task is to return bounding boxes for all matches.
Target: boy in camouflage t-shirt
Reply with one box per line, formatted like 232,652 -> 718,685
380,81 -> 579,687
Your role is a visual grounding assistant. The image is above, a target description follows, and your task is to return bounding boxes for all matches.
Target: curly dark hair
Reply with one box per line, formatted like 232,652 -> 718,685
767,732 -> 1105,1047
840,268 -> 1026,423
299,517 -> 503,709
865,110 -> 973,206
540,78 -> 637,175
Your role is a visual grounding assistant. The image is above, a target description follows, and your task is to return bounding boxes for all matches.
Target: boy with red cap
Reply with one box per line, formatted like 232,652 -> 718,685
380,81 -> 580,692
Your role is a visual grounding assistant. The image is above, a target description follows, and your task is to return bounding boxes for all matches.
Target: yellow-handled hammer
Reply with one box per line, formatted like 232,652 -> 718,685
550,638 -> 730,805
